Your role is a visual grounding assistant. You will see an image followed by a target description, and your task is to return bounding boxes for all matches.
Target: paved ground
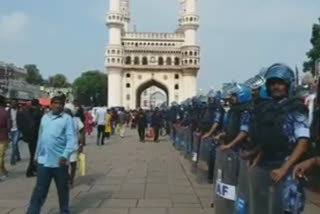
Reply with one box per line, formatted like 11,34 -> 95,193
0,129 -> 319,214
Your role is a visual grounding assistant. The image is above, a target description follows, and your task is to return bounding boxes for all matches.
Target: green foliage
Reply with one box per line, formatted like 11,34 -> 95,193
73,70 -> 107,106
303,18 -> 320,75
48,74 -> 70,88
24,64 -> 43,85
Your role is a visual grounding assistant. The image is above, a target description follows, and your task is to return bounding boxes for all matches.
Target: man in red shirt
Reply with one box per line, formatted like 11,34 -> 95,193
0,95 -> 10,180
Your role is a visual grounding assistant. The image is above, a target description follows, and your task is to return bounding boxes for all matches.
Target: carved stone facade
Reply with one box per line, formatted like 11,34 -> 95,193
106,0 -> 200,109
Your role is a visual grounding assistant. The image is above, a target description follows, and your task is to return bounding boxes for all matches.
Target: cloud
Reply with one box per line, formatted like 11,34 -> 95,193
0,11 -> 30,39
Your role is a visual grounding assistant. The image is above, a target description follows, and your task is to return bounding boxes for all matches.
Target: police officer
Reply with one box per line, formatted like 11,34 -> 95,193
249,63 -> 310,214
219,84 -> 252,151
214,84 -> 252,214
201,91 -> 225,182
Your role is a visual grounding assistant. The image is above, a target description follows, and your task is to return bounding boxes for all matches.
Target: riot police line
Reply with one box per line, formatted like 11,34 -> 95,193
165,63 -> 319,214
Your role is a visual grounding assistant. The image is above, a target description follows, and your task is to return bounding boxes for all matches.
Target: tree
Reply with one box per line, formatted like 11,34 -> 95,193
48,74 -> 70,88
303,18 -> 320,75
24,64 -> 43,85
73,70 -> 107,106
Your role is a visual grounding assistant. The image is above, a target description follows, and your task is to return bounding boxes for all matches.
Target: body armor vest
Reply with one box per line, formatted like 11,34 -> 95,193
225,102 -> 252,143
251,98 -> 308,160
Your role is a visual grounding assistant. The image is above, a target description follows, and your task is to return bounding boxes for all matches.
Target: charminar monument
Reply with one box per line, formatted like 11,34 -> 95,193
106,0 -> 200,109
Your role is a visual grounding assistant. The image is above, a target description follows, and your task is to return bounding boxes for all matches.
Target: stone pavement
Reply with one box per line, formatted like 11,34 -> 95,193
0,130 -> 319,214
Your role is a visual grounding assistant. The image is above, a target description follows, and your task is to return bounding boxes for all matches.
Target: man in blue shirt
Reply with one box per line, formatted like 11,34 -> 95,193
27,95 -> 77,214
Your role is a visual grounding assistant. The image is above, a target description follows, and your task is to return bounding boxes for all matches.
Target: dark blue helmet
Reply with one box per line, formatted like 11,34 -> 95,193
231,84 -> 252,104
259,84 -> 270,100
265,63 -> 295,96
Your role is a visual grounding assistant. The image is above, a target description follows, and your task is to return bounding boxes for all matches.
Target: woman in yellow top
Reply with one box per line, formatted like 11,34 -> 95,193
105,109 -> 112,140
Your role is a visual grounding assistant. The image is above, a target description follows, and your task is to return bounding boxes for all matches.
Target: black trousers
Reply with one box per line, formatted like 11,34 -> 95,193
153,126 -> 160,142
97,125 -> 105,145
27,141 -> 37,174
138,126 -> 146,141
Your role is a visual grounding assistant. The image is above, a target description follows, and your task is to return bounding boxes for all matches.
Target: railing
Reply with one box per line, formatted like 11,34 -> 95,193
124,32 -> 184,40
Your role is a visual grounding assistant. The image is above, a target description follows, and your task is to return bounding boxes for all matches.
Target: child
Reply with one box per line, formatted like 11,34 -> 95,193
64,103 -> 84,187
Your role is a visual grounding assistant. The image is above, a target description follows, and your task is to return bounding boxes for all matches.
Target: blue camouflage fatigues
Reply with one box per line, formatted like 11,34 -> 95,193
282,112 -> 309,213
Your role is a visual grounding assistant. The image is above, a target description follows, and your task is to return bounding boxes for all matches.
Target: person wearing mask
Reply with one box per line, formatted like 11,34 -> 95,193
137,108 -> 147,143
249,64 -> 310,214
151,107 -> 162,143
95,106 -> 106,146
27,95 -> 77,214
0,95 -> 10,181
9,98 -> 22,165
19,99 -> 43,177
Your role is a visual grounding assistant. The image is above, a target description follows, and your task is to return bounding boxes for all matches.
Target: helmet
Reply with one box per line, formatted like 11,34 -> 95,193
207,89 -> 215,98
265,63 -> 295,96
171,101 -> 178,107
250,75 -> 265,90
259,84 -> 270,100
231,84 -> 252,104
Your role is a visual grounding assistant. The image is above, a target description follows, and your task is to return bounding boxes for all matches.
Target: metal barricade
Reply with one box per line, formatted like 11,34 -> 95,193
249,163 -> 287,214
213,149 -> 239,214
235,159 -> 250,214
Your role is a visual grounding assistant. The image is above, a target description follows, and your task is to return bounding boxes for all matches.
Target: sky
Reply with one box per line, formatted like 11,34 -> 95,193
0,0 -> 319,91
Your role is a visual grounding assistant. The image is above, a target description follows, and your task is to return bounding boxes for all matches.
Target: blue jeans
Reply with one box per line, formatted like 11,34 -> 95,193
27,164 -> 70,214
10,130 -> 20,165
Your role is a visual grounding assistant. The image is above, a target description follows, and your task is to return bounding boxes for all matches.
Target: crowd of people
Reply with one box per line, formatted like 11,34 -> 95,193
166,63 -> 320,214
92,106 -> 168,144
0,63 -> 319,214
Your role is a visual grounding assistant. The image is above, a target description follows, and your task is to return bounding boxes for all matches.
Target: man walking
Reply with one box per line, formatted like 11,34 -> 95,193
9,98 -> 21,165
137,108 -> 147,142
19,99 -> 43,177
151,108 -> 162,142
0,95 -> 10,181
95,106 -> 106,145
27,95 -> 77,214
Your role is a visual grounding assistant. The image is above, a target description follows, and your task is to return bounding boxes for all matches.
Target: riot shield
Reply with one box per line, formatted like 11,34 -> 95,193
235,159 -> 250,214
249,163 -> 287,214
213,149 -> 239,214
182,127 -> 192,158
192,132 -> 201,163
198,138 -> 214,171
174,126 -> 182,150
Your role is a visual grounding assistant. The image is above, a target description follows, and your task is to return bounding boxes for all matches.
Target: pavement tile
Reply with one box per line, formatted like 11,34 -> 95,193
0,200 -> 28,208
111,191 -> 144,199
172,194 -> 200,203
128,208 -> 167,214
173,203 -> 202,208
0,209 -> 13,214
86,208 -> 129,214
169,208 -> 207,214
137,199 -> 172,208
304,203 -> 320,214
101,199 -> 137,208
70,198 -> 104,208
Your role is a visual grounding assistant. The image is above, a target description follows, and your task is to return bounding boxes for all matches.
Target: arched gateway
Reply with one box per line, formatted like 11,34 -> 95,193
106,0 -> 200,109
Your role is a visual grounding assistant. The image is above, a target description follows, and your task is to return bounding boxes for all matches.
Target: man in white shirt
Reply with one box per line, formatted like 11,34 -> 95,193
9,99 -> 21,165
95,106 -> 107,145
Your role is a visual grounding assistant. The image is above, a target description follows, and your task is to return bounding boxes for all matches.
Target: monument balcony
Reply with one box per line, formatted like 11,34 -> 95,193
122,64 -> 183,70
106,12 -> 124,26
123,32 -> 184,41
